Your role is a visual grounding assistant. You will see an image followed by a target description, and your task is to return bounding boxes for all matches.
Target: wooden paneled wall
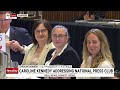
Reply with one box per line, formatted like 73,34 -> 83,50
105,11 -> 120,19
42,11 -> 82,22
42,11 -> 120,22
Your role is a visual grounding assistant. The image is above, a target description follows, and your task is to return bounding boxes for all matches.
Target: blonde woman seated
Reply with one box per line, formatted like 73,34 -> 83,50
11,19 -> 55,65
77,29 -> 114,79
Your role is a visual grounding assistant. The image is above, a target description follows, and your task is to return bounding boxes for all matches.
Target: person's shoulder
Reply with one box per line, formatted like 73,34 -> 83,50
46,48 -> 55,61
98,60 -> 113,68
63,45 -> 79,57
65,45 -> 77,53
46,42 -> 55,51
11,26 -> 27,32
70,16 -> 84,22
49,48 -> 55,53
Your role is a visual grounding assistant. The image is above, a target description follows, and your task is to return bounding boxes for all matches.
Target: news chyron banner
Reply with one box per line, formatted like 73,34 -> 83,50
6,13 -> 28,19
6,65 -> 114,78
0,33 -> 6,52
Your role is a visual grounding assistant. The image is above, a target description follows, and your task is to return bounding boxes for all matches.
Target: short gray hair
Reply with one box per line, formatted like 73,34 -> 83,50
52,25 -> 70,38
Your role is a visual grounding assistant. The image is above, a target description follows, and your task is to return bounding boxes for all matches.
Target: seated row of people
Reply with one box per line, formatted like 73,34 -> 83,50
9,19 -> 114,79
0,11 -> 114,79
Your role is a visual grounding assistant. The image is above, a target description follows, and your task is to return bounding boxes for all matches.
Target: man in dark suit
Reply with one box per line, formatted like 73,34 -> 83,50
0,11 -> 32,65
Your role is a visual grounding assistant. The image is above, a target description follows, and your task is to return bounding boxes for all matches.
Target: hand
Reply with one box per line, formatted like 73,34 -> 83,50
10,40 -> 21,52
6,41 -> 14,47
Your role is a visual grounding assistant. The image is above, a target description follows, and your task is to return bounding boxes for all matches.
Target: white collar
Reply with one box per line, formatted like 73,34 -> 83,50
52,43 -> 68,56
6,27 -> 10,38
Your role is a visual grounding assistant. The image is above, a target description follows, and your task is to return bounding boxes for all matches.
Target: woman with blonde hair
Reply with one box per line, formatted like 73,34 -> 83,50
78,29 -> 114,79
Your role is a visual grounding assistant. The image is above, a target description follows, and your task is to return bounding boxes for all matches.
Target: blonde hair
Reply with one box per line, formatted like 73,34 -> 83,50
82,29 -> 114,68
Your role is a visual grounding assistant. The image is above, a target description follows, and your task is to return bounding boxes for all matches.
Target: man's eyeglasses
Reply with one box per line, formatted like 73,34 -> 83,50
0,19 -> 11,23
35,29 -> 47,34
52,34 -> 67,39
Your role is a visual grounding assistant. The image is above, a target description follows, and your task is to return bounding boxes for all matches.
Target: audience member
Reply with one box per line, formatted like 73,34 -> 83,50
95,11 -> 106,19
45,25 -> 81,79
11,19 -> 55,65
77,29 -> 114,79
71,11 -> 97,22
83,11 -> 96,20
0,11 -> 32,65
71,11 -> 106,22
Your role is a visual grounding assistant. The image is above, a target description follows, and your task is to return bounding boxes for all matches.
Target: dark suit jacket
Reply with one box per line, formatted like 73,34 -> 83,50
45,45 -> 82,68
10,26 -> 32,65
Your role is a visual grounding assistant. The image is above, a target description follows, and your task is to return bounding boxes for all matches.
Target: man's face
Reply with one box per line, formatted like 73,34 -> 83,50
0,12 -> 12,33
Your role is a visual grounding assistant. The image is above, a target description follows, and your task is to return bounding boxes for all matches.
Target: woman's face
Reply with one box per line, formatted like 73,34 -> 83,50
51,28 -> 68,48
34,23 -> 48,43
87,33 -> 100,56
